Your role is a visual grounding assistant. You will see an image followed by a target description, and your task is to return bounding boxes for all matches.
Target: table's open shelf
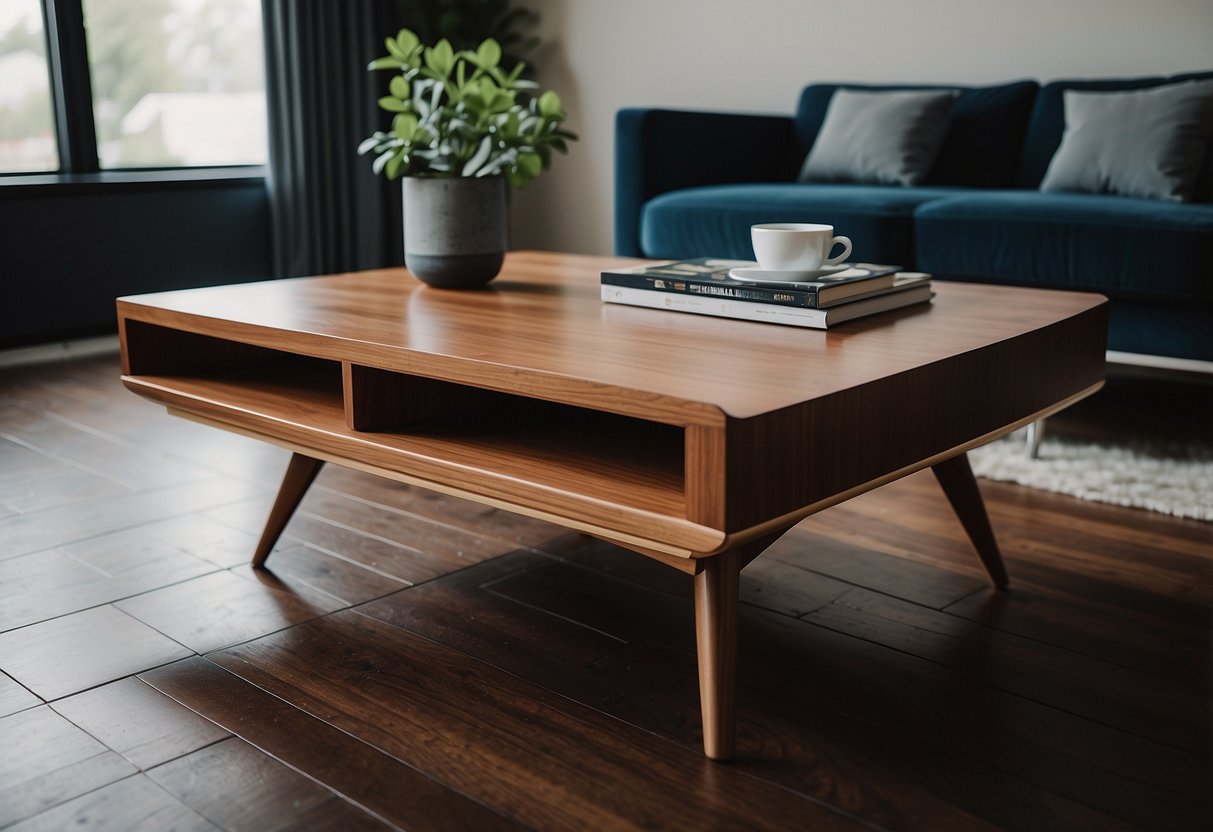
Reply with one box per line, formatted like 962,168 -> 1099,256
121,321 -> 688,521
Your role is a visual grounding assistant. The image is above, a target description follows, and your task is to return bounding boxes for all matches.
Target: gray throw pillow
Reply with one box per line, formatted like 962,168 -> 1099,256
799,89 -> 959,187
1039,79 -> 1213,202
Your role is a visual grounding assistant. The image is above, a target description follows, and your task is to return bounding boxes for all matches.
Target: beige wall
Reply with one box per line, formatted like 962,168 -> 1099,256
509,0 -> 1213,255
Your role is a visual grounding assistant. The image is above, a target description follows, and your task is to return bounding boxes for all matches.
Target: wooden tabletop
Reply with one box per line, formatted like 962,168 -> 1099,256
119,250 -> 1107,424
118,250 -> 1107,555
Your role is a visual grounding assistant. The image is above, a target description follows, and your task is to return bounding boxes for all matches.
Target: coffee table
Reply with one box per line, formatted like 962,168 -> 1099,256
117,251 -> 1107,760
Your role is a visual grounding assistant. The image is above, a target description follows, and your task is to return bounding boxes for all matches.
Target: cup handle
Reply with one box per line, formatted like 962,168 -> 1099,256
825,236 -> 852,266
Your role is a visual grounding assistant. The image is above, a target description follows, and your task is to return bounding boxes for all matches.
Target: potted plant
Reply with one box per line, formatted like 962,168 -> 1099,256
359,28 -> 576,288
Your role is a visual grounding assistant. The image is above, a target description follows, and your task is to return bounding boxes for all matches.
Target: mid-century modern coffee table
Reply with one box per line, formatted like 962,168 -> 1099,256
117,250 -> 1107,760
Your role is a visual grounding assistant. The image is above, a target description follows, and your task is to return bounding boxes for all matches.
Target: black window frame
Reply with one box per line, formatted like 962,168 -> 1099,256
0,0 -> 267,188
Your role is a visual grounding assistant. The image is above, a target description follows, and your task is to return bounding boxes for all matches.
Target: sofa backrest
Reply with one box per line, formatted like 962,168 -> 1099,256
794,80 -> 1039,189
1016,70 -> 1213,195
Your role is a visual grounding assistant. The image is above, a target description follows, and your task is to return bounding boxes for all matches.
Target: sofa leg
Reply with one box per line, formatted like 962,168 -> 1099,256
1025,418 -> 1046,459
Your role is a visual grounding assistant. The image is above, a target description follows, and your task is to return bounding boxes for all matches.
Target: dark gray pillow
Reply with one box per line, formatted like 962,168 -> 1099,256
798,89 -> 959,186
1039,79 -> 1213,202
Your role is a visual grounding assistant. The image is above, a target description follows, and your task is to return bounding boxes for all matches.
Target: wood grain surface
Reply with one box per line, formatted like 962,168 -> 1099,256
0,606 -> 191,700
51,677 -> 231,770
117,251 -> 1105,421
0,353 -> 1208,829
117,250 -> 1107,550
113,252 -> 1110,760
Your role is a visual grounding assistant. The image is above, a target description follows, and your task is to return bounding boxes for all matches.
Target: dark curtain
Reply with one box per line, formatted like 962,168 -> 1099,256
261,0 -> 403,278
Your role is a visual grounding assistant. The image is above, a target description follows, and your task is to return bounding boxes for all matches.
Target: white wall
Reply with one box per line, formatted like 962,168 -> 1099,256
509,0 -> 1213,256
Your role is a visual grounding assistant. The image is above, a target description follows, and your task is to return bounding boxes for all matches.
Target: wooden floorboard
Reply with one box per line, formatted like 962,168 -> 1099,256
357,558 -> 1007,831
51,677 -> 232,770
142,657 -> 520,831
0,671 -> 40,718
0,477 -> 264,563
0,437 -> 127,515
0,606 -> 193,700
0,705 -> 137,827
207,610 -> 861,831
408,549 -> 1208,823
0,353 -> 1209,830
146,737 -> 397,831
3,774 -> 224,832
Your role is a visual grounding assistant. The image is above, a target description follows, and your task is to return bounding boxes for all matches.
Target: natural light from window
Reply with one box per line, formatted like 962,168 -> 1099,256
0,0 -> 59,173
82,0 -> 267,169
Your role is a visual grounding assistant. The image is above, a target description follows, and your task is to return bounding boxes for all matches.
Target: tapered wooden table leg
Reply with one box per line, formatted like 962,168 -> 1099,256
695,551 -> 740,760
252,453 -> 324,568
932,452 -> 1009,589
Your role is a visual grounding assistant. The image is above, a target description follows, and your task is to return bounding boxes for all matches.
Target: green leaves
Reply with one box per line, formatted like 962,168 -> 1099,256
385,151 -> 406,179
360,31 -> 576,188
395,28 -> 420,56
537,91 -> 563,119
518,152 -> 542,179
476,38 -> 501,70
392,113 -> 420,141
377,96 -> 410,113
424,39 -> 455,78
369,29 -> 422,72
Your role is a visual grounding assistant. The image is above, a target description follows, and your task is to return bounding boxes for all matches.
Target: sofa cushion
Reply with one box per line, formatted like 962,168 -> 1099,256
914,191 -> 1213,302
799,89 -> 959,186
639,183 -> 967,263
1017,70 -> 1213,190
794,80 -> 1039,188
1039,80 -> 1213,202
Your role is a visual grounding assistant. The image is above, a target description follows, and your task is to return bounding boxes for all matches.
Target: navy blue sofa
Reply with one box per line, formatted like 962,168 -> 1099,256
615,73 -> 1213,363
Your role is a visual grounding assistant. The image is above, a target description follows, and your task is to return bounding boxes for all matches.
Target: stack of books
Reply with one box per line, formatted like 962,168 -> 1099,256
600,258 -> 933,329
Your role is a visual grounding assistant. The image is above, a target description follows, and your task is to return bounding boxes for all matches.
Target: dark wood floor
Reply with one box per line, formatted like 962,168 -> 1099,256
0,353 -> 1209,831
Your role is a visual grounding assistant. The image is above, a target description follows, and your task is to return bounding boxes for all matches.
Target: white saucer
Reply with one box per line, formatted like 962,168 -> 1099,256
728,264 -> 852,283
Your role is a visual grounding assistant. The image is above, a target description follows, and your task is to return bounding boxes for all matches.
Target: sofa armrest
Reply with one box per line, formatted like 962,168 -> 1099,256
614,108 -> 798,256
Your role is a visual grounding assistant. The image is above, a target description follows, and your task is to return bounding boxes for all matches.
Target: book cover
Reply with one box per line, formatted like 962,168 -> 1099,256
601,257 -> 906,308
601,283 -> 933,329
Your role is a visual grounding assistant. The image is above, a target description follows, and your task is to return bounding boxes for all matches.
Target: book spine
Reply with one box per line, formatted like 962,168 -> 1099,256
601,285 -> 829,328
600,272 -> 821,308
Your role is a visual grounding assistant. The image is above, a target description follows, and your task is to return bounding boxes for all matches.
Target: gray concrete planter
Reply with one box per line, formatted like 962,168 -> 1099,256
403,176 -> 508,289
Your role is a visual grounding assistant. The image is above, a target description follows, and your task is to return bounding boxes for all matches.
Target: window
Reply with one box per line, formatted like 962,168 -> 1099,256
83,0 -> 266,168
1,0 -> 266,176
0,0 -> 59,172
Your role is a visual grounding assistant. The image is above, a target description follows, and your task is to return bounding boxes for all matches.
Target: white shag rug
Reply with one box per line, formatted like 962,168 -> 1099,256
969,430 -> 1213,522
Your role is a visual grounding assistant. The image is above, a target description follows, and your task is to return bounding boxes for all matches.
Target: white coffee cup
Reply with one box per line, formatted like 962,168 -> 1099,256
751,223 -> 852,272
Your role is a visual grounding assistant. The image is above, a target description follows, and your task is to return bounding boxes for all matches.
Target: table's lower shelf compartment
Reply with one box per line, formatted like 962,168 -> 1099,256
122,321 -> 688,525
